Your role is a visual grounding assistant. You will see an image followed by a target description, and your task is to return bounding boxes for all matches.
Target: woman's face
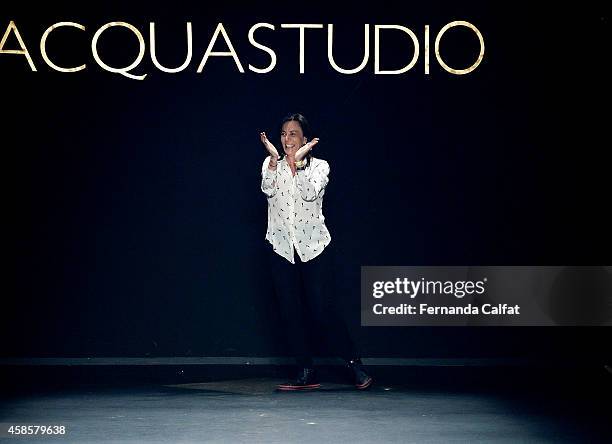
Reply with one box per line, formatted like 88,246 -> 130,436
280,120 -> 307,157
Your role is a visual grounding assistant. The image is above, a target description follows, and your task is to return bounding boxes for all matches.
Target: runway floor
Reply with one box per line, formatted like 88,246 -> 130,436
1,366 -> 610,443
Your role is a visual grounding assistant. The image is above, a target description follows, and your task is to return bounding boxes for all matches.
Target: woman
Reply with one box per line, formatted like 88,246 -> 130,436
260,113 -> 372,390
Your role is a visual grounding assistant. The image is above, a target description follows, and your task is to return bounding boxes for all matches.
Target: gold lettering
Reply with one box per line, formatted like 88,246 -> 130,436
435,21 -> 484,75
0,20 -> 37,71
328,24 -> 369,74
40,22 -> 86,72
375,25 -> 419,74
150,22 -> 192,73
197,23 -> 244,73
92,22 -> 147,80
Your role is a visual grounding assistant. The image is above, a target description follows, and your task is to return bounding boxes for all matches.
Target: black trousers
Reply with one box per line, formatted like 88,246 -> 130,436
268,244 -> 357,368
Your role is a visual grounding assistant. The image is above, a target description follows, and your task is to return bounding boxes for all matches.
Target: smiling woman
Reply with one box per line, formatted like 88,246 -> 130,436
259,113 -> 374,391
0,20 -> 485,79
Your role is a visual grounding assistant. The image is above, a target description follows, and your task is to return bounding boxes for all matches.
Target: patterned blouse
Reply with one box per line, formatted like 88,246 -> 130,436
261,155 -> 332,264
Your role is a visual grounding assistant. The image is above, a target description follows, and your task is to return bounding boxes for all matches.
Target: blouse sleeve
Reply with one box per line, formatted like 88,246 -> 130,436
296,160 -> 329,202
261,156 -> 278,198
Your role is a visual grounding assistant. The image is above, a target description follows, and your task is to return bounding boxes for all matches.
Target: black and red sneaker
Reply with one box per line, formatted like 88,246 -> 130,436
347,359 -> 373,390
277,368 -> 321,391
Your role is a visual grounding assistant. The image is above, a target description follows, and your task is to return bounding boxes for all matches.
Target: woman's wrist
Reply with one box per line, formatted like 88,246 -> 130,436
268,156 -> 278,170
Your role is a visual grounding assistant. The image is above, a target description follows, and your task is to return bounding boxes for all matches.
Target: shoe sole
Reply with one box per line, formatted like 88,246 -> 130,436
355,377 -> 373,390
276,383 -> 321,391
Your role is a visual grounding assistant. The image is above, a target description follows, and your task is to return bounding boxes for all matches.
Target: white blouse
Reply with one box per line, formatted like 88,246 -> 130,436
261,155 -> 332,264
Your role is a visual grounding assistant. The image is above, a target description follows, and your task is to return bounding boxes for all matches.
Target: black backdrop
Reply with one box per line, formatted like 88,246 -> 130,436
3,1 -> 610,360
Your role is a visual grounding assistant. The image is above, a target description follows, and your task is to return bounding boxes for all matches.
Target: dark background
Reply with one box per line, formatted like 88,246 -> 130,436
2,1 -> 610,360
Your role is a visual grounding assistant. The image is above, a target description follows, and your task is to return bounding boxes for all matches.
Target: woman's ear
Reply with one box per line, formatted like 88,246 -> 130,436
303,137 -> 308,145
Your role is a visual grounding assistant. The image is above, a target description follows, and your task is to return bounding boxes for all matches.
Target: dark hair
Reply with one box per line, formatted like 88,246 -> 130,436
279,113 -> 313,166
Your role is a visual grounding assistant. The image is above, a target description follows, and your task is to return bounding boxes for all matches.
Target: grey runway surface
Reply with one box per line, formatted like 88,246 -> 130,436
1,372 -> 610,443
